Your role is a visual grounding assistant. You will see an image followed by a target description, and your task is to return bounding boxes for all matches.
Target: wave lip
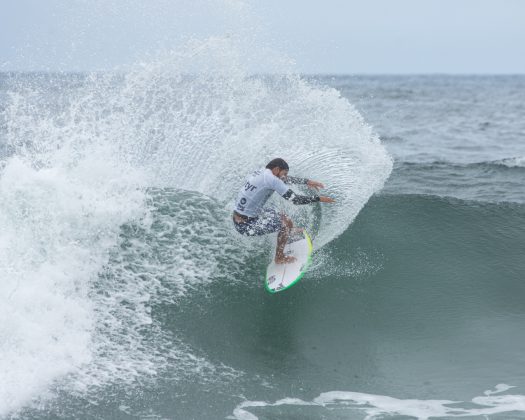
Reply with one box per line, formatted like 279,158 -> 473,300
98,37 -> 393,248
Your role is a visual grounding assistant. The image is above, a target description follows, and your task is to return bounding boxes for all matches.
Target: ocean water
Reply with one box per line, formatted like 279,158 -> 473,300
1,52 -> 525,419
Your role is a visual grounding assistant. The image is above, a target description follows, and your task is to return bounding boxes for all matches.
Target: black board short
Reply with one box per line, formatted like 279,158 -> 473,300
233,208 -> 283,236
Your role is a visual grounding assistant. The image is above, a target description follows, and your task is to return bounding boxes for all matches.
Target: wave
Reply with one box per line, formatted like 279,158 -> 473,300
127,192 -> 525,420
3,187 -> 523,417
0,38 -> 391,415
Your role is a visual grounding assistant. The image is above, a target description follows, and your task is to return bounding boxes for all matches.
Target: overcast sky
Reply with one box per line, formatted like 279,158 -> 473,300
1,0 -> 524,73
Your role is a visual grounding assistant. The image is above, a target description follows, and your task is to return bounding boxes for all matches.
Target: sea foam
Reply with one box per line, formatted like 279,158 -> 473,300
232,384 -> 525,420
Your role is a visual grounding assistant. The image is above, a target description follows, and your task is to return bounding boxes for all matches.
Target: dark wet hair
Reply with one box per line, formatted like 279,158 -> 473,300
266,158 -> 289,171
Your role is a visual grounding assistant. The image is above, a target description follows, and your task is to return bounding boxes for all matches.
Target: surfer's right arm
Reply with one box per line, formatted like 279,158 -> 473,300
282,189 -> 319,205
284,176 -> 325,192
270,172 -> 335,205
282,190 -> 335,205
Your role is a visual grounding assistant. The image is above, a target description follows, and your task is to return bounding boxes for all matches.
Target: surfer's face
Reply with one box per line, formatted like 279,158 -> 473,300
277,169 -> 289,179
270,167 -> 289,179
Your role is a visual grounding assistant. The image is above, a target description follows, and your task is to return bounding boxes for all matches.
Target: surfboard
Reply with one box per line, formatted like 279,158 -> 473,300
265,229 -> 313,293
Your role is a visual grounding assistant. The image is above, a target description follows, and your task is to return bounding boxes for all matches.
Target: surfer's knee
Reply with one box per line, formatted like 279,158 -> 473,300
280,215 -> 293,230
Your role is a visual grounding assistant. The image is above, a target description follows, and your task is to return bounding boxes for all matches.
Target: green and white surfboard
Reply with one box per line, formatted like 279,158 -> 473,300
265,229 -> 313,293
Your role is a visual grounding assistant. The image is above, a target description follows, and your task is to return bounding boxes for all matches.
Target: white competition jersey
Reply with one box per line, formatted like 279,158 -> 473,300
234,168 -> 289,217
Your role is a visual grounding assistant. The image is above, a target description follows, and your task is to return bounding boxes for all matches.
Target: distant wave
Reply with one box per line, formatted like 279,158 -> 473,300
398,158 -> 525,171
492,156 -> 525,168
384,159 -> 525,204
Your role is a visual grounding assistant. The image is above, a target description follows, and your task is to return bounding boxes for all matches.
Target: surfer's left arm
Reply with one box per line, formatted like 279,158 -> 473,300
284,176 -> 325,191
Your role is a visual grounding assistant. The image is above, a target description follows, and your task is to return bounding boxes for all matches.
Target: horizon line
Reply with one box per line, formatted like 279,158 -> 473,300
1,70 -> 524,77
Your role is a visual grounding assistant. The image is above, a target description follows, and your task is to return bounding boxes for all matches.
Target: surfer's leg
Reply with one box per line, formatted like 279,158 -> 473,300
275,214 -> 296,264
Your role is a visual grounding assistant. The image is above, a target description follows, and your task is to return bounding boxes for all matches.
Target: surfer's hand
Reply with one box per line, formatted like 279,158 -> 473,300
319,196 -> 335,203
307,180 -> 324,191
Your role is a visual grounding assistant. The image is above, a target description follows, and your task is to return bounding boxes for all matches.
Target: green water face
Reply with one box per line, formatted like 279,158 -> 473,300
16,193 -> 525,419
147,194 -> 525,419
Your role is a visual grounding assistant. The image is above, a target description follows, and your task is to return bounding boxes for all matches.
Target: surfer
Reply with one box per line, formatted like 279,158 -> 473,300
233,158 -> 335,264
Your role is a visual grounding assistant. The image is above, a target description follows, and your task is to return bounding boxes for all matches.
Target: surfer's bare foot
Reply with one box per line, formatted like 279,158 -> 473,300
275,255 -> 297,264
